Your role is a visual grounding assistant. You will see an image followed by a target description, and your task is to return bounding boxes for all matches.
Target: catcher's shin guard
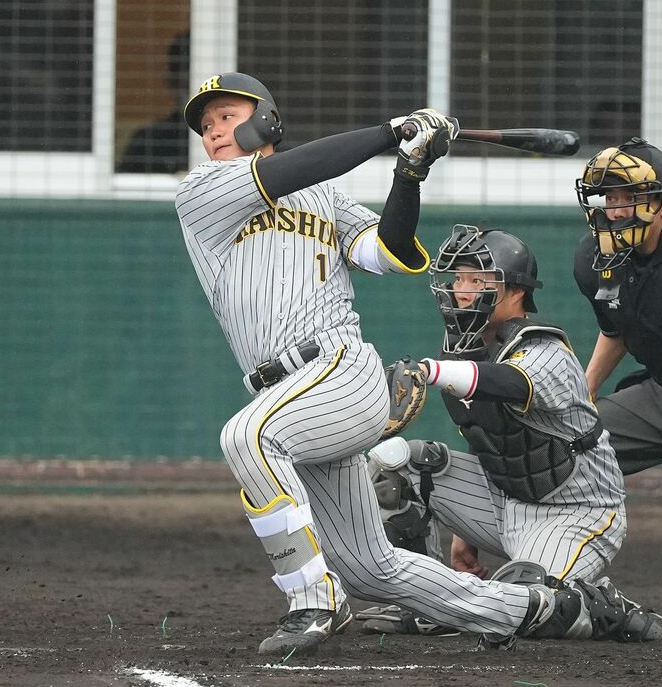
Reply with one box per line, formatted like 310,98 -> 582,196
478,560 -> 592,649
241,490 -> 328,593
572,577 -> 662,641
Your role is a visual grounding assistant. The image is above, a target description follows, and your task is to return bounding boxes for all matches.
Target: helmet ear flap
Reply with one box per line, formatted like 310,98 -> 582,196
234,99 -> 284,152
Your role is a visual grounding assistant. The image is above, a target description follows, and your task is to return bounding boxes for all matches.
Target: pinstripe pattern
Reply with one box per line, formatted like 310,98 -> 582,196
176,156 -> 538,635
405,332 -> 626,582
176,158 -> 380,373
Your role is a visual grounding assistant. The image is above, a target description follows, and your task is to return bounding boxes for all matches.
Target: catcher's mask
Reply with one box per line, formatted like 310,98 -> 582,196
184,72 -> 283,151
575,137 -> 662,271
429,225 -> 542,356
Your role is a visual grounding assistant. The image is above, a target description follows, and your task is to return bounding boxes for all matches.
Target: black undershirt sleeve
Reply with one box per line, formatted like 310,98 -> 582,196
256,124 -> 424,267
375,174 -> 425,268
255,124 -> 397,200
471,361 -> 531,404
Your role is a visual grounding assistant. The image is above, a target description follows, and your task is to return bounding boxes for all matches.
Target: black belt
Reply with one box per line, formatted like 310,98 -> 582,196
245,342 -> 321,393
569,418 -> 603,455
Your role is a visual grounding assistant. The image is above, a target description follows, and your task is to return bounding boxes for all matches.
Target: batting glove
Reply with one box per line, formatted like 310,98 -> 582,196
395,109 -> 460,182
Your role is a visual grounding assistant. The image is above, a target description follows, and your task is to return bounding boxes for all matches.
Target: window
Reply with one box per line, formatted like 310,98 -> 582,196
237,0 -> 429,147
0,0 -> 94,152
450,0 -> 642,156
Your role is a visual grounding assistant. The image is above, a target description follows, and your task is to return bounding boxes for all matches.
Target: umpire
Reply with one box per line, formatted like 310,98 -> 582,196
574,137 -> 662,475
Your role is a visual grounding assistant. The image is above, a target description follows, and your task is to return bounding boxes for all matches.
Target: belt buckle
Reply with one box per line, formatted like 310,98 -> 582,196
256,361 -> 280,388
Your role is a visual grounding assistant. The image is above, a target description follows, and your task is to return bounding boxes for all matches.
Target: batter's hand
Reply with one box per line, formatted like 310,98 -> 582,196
395,109 -> 459,182
451,534 -> 489,579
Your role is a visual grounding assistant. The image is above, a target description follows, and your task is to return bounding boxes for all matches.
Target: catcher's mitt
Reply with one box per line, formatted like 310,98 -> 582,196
381,357 -> 427,439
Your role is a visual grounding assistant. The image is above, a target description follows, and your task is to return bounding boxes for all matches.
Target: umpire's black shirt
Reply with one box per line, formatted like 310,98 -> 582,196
574,231 -> 662,385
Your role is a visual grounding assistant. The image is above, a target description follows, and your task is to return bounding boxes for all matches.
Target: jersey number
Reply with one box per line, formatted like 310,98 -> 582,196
316,253 -> 327,282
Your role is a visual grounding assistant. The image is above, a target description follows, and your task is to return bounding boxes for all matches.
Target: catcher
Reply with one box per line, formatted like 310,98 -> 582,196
360,224 -> 662,645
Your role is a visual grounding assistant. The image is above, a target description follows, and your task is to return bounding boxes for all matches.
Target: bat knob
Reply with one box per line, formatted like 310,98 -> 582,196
402,122 -> 417,141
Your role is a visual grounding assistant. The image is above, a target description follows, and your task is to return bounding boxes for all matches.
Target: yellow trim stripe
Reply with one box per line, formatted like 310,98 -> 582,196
557,510 -> 617,581
240,490 -> 293,514
254,346 -> 346,494
504,362 -> 534,413
251,152 -> 276,207
376,235 -> 430,274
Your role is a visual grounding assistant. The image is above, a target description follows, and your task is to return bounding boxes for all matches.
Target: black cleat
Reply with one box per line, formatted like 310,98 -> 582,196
258,600 -> 353,656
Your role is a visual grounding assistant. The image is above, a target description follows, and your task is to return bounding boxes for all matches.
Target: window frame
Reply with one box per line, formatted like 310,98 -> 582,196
0,0 -> 660,203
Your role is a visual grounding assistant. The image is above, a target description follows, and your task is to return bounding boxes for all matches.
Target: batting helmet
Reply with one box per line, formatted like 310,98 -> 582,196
575,137 -> 662,270
184,72 -> 283,151
429,225 -> 543,356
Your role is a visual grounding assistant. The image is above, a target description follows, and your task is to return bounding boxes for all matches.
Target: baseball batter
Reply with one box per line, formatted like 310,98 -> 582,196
359,225 -> 661,644
175,73 -> 658,656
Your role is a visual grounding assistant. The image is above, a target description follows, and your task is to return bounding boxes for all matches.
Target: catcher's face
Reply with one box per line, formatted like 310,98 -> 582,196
452,266 -> 526,339
451,266 -> 503,308
200,94 -> 274,161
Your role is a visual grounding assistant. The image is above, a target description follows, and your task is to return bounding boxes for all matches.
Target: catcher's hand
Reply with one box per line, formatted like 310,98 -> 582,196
395,109 -> 460,182
381,357 -> 427,439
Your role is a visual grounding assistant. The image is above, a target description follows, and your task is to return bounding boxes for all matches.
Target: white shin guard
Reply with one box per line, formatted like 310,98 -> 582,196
241,491 -> 328,594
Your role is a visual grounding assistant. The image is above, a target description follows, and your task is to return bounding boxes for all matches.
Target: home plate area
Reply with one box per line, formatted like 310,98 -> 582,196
1,477 -> 661,686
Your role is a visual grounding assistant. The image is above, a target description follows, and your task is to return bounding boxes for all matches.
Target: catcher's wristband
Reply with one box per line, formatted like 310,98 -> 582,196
421,358 -> 478,400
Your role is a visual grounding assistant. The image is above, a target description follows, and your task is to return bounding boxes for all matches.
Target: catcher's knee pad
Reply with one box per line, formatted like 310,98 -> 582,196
367,457 -> 440,559
241,490 -> 328,594
407,439 -> 450,477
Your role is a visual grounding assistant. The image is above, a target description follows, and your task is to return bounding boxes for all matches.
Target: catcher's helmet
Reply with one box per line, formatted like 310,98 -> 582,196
184,72 -> 283,151
429,225 -> 542,356
575,137 -> 662,270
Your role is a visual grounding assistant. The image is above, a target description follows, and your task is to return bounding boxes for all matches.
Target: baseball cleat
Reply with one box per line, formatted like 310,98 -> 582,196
258,600 -> 353,656
355,604 -> 460,637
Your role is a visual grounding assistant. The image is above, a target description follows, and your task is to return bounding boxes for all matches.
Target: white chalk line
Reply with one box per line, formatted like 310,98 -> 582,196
257,662 -> 516,672
129,667 -> 206,687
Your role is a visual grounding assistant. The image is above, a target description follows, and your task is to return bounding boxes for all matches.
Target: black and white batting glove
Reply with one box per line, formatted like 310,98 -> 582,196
394,109 -> 460,182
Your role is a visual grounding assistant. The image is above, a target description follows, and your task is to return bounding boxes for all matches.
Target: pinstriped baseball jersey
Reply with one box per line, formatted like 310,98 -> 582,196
175,154 -> 379,374
397,329 -> 627,583
502,332 -> 624,507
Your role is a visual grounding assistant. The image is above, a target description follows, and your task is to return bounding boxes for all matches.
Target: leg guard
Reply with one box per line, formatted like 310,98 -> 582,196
479,560 -> 592,649
241,490 -> 328,594
367,459 -> 432,555
572,577 -> 662,642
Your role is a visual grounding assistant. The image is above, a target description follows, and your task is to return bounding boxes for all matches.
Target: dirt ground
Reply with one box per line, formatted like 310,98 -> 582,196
1,467 -> 662,687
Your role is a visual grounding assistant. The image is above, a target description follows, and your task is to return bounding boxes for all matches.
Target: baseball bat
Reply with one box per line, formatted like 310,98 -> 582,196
402,123 -> 580,156
456,128 -> 580,156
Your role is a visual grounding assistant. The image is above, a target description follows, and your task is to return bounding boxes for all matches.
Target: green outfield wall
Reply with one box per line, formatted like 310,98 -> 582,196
0,199 -> 637,460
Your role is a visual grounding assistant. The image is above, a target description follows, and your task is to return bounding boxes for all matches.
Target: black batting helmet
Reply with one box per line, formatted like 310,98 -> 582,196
184,72 -> 283,151
429,225 -> 542,356
575,137 -> 662,270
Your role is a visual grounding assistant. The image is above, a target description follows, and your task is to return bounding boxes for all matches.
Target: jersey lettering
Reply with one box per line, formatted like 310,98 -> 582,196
234,207 -> 338,250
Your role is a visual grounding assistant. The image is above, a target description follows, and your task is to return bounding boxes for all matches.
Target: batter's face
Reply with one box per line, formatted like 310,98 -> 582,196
200,94 -> 273,161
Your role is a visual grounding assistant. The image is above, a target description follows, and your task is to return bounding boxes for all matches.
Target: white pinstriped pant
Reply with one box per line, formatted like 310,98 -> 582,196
406,448 -> 627,582
220,342 -> 533,635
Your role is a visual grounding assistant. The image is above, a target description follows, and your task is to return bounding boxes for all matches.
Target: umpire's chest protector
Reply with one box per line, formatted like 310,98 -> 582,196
442,319 -> 577,503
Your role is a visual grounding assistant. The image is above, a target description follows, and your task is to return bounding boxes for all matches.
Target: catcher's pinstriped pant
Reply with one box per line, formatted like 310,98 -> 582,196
404,447 -> 626,583
221,340 -> 534,636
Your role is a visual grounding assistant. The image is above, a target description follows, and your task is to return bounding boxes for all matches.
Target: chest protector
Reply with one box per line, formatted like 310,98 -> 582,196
442,318 -> 602,503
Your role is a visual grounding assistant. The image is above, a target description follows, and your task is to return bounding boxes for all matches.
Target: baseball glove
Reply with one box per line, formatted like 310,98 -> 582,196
381,357 -> 427,439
